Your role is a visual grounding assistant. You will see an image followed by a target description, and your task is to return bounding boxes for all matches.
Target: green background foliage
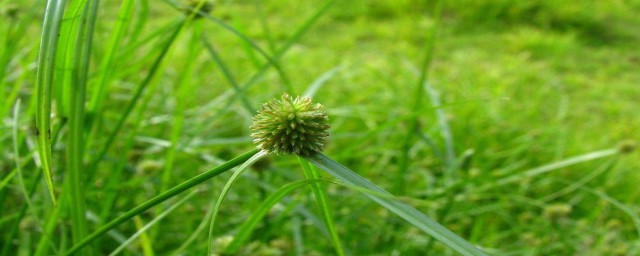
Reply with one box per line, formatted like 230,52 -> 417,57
0,0 -> 638,255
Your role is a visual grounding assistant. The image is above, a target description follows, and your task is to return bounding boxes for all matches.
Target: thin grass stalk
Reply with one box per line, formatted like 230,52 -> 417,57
223,179 -> 331,254
56,0 -> 89,119
201,37 -> 254,112
160,19 -> 203,194
394,0 -> 443,194
298,157 -> 345,256
1,170 -> 54,256
66,0 -> 99,253
161,0 -> 296,82
86,0 -> 135,129
128,0 -> 149,45
1,101 -> 56,255
63,149 -> 259,255
97,63 -> 166,237
0,2 -> 39,113
207,150 -> 268,255
203,0 -> 335,116
88,18 -> 187,174
108,190 -> 199,256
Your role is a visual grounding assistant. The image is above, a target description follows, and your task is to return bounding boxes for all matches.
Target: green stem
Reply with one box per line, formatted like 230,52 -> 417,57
207,150 -> 268,255
63,149 -> 259,255
298,157 -> 345,256
308,153 -> 487,256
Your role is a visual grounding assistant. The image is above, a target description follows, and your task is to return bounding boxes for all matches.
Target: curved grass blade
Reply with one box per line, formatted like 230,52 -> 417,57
224,179 -> 333,254
207,150 -> 268,255
303,66 -> 342,98
108,189 -> 199,256
476,148 -> 619,192
308,153 -> 487,256
35,0 -> 68,205
63,149 -> 259,255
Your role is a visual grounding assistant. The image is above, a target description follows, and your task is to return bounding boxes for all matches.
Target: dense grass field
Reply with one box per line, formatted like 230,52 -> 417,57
1,0 -> 639,255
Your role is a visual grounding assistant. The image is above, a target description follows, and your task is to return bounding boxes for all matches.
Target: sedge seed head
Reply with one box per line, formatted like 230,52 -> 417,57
251,93 -> 330,156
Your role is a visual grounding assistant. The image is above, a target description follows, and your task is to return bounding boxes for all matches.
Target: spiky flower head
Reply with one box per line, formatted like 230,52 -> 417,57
251,94 -> 330,156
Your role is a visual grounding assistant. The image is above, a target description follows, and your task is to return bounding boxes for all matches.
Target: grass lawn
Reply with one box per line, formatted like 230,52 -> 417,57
1,0 -> 639,255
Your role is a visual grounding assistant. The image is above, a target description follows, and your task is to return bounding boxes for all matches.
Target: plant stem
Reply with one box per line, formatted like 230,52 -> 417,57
64,149 -> 259,255
308,153 -> 487,256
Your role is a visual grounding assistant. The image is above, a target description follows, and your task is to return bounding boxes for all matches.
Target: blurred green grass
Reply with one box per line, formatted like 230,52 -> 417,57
1,0 -> 639,255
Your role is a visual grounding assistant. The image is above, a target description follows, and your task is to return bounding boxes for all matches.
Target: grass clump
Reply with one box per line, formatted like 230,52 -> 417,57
0,0 -> 639,255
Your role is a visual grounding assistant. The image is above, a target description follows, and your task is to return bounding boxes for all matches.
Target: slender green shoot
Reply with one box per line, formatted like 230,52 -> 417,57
207,150 -> 268,255
395,0 -> 443,194
86,0 -> 136,128
108,189 -> 199,256
308,153 -> 487,256
223,179 -> 332,254
476,148 -> 620,192
63,149 -> 259,255
298,157 -> 345,256
66,0 -> 99,251
89,18 -> 186,173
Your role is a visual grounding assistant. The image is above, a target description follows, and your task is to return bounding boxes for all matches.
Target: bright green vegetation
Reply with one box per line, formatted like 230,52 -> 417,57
1,0 -> 639,255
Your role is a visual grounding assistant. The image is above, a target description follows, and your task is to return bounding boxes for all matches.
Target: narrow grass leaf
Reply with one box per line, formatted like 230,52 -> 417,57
87,0 -> 136,127
303,66 -> 342,98
298,157 -> 345,256
89,18 -> 186,171
207,150 -> 268,256
224,179 -> 332,254
308,153 -> 487,256
108,190 -> 198,256
35,0 -> 68,205
64,149 -> 259,255
477,148 -> 619,192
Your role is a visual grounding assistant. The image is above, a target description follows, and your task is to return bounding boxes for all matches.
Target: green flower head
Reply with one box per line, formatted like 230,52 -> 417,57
251,94 -> 330,156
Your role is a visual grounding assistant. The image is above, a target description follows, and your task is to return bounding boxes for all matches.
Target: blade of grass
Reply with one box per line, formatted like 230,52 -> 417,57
168,187 -> 219,255
162,0 -> 304,89
223,179 -> 331,254
12,99 -> 51,252
54,0 -> 87,119
201,37 -> 254,112
88,18 -> 187,174
578,186 -> 640,237
0,1 -> 39,114
476,148 -> 620,192
132,216 -> 155,256
86,0 -> 135,128
204,0 -> 335,115
160,18 -> 204,195
254,0 -> 276,53
298,157 -> 345,256
303,66 -> 342,98
308,153 -> 487,256
207,150 -> 268,256
108,190 -> 199,256
35,0 -> 68,205
394,0 -> 443,194
66,0 -> 99,252
63,149 -> 258,255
